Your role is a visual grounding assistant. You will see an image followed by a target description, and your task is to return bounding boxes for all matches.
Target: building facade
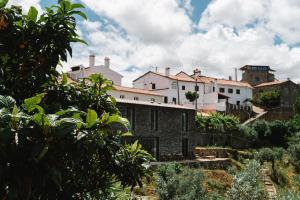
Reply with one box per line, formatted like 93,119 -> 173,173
240,65 -> 275,86
254,80 -> 300,109
133,68 -> 253,112
116,99 -> 197,160
67,55 -> 123,85
109,85 -> 164,103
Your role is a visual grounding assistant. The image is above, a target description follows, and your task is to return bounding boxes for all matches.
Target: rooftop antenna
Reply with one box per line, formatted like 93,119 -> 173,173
155,66 -> 158,72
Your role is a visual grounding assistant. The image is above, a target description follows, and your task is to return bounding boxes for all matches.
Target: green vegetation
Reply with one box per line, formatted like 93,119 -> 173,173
254,90 -> 281,108
228,160 -> 266,200
196,113 -> 240,133
185,91 -> 199,102
0,1 -> 152,199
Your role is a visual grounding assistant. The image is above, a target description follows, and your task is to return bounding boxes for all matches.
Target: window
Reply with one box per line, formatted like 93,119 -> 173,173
182,112 -> 188,132
182,85 -> 185,90
164,96 -> 168,103
151,109 -> 158,131
228,88 -> 233,93
150,98 -> 155,102
237,101 -> 240,106
134,96 -> 139,101
120,95 -> 125,99
255,76 -> 260,82
236,89 -> 240,94
126,107 -> 135,130
172,97 -> 176,104
195,85 -> 199,91
151,83 -> 156,89
213,87 -> 215,92
219,88 -> 225,93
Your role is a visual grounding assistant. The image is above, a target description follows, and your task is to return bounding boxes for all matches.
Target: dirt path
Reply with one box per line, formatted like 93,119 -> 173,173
261,163 -> 277,200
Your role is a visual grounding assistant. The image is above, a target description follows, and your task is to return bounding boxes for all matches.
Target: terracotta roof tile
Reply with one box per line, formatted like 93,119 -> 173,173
254,80 -> 287,87
113,85 -> 163,96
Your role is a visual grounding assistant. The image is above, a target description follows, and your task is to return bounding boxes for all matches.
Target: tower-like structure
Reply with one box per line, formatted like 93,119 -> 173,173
240,65 -> 275,86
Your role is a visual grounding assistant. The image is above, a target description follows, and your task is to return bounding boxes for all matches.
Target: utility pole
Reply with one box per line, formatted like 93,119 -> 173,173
195,78 -> 198,113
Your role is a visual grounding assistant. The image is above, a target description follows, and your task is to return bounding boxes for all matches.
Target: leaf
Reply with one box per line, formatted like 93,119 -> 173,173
61,73 -> 68,85
28,6 -> 38,22
71,3 -> 85,10
106,114 -> 130,129
69,10 -> 87,20
86,109 -> 97,128
71,37 -> 88,45
0,95 -> 16,111
122,132 -> 132,136
0,0 -> 8,8
23,93 -> 45,112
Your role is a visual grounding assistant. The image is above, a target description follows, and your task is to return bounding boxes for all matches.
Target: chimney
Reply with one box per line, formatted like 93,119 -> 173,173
194,68 -> 201,77
104,57 -> 110,68
89,54 -> 95,67
165,67 -> 170,76
229,76 -> 232,80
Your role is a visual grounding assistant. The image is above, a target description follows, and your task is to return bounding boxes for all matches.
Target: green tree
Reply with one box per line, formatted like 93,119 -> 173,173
254,90 -> 281,108
185,91 -> 199,102
156,163 -> 207,200
0,1 -> 153,198
228,160 -> 266,200
294,97 -> 300,114
0,0 -> 86,101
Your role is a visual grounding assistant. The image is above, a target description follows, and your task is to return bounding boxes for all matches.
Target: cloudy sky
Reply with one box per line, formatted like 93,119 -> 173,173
7,0 -> 300,86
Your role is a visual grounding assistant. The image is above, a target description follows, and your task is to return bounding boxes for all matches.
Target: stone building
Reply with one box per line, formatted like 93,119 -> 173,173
254,80 -> 300,109
254,80 -> 300,121
240,65 -> 275,86
116,99 -> 198,160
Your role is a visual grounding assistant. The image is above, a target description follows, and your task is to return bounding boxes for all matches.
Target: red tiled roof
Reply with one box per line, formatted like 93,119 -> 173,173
112,85 -> 163,96
254,80 -> 287,87
134,71 -> 252,88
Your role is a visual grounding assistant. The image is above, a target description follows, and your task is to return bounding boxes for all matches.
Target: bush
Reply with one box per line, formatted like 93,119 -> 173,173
269,120 -> 289,146
252,120 -> 271,141
277,190 -> 300,200
254,90 -> 281,108
237,125 -> 258,144
156,163 -> 207,200
288,142 -> 300,172
228,160 -> 266,200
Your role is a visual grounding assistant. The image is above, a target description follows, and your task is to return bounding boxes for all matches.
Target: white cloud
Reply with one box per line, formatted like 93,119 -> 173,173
6,0 -> 42,13
80,0 -> 192,44
64,0 -> 300,86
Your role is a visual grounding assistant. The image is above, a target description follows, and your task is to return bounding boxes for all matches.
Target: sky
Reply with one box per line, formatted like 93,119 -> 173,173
6,0 -> 300,86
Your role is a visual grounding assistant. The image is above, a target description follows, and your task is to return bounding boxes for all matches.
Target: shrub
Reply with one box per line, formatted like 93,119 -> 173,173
255,147 -> 284,171
277,190 -> 300,200
228,160 -> 266,200
288,142 -> 300,172
254,90 -> 281,108
269,120 -> 289,146
237,125 -> 258,144
252,120 -> 271,141
294,97 -> 300,114
156,163 -> 207,200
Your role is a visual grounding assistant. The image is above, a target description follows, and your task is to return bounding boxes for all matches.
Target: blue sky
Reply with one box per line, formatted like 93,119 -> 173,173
8,0 -> 300,86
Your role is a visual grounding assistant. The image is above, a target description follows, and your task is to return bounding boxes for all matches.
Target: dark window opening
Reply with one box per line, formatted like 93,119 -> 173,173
164,96 -> 168,103
219,88 -> 225,93
213,87 -> 215,92
237,101 -> 240,106
151,109 -> 158,131
71,66 -> 80,71
182,85 -> 185,90
172,97 -> 177,104
255,77 -> 260,82
228,88 -> 233,93
120,95 -> 125,99
152,83 -> 156,89
236,89 -> 240,94
195,85 -> 199,91
134,97 -> 139,100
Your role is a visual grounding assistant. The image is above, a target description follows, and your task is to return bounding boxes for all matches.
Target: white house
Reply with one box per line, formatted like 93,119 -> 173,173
109,85 -> 164,103
67,55 -> 123,85
133,68 -> 253,112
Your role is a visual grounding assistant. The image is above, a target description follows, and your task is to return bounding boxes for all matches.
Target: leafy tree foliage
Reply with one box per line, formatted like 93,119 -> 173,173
0,1 -> 153,199
228,160 -> 266,200
185,91 -> 199,102
196,113 -> 240,133
0,0 -> 86,101
255,147 -> 284,171
254,90 -> 281,108
294,97 -> 300,114
156,163 -> 207,200
252,120 -> 271,141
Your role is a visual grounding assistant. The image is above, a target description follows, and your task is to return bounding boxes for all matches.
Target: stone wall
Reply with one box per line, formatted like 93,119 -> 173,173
117,102 -> 197,161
